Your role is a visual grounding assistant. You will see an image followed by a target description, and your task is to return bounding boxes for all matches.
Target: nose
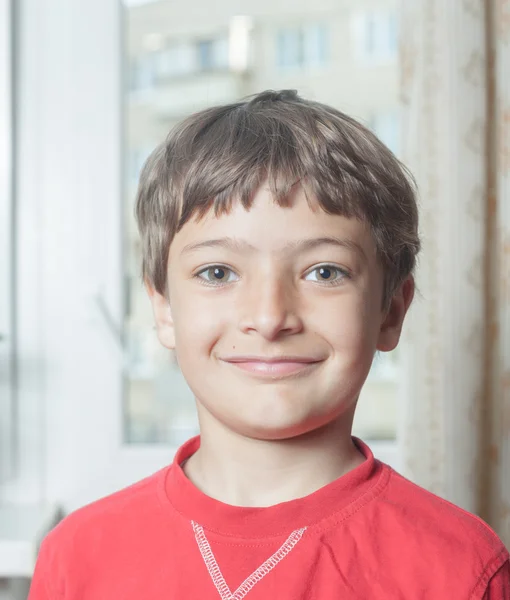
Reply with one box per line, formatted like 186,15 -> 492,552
238,273 -> 304,340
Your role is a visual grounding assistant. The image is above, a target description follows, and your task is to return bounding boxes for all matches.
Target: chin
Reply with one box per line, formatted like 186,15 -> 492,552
225,411 -> 341,442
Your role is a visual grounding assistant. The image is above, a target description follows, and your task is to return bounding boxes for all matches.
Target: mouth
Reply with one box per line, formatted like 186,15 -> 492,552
220,356 -> 324,379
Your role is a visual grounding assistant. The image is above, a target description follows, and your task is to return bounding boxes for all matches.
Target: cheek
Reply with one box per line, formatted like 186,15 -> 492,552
320,293 -> 378,340
313,295 -> 381,371
171,292 -> 226,355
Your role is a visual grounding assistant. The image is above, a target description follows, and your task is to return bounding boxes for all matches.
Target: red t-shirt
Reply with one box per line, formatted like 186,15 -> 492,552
29,437 -> 510,599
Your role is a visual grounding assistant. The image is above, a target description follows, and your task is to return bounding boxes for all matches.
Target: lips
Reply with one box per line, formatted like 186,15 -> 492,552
220,356 -> 323,378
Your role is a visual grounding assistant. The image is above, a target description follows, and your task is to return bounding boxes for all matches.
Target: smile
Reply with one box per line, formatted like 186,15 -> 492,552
221,357 -> 324,379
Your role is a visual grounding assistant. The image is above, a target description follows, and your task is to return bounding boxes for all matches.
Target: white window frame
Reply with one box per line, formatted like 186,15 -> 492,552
2,0 -> 400,513
0,0 -> 15,486
1,0 -> 176,512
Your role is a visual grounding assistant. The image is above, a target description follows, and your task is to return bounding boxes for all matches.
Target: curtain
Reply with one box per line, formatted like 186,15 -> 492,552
399,0 -> 510,547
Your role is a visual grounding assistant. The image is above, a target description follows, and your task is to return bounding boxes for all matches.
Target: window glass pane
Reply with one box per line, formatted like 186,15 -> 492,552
197,39 -> 215,71
365,15 -> 376,57
130,55 -> 155,91
353,11 -> 398,63
154,43 -> 195,78
213,37 -> 229,69
124,1 -> 402,444
303,24 -> 329,67
388,13 -> 398,56
370,111 -> 400,155
276,28 -> 301,69
175,42 -> 196,75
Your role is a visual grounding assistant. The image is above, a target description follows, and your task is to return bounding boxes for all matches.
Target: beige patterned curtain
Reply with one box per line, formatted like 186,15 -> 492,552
399,0 -> 510,546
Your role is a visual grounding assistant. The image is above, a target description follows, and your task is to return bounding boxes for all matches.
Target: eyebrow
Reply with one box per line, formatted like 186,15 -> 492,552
180,236 -> 367,260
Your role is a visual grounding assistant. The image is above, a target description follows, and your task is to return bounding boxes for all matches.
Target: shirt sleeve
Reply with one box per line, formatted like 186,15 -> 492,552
483,559 -> 510,600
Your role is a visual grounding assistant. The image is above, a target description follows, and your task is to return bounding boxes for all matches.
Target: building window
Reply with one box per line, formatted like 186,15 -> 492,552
128,146 -> 154,187
196,37 -> 229,72
129,55 -> 155,91
197,40 -> 215,71
369,112 -> 400,156
277,23 -> 329,70
353,12 -> 398,63
304,23 -> 329,67
154,42 -> 195,78
277,28 -> 302,69
132,35 -> 229,86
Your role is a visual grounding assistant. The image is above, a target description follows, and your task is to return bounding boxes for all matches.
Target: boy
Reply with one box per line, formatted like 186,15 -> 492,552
29,90 -> 509,598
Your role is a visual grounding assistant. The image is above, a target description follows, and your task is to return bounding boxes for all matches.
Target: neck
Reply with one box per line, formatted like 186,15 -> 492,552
183,408 -> 365,507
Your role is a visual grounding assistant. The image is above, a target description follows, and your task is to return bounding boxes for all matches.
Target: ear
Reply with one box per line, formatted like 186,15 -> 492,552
145,280 -> 175,350
376,276 -> 415,352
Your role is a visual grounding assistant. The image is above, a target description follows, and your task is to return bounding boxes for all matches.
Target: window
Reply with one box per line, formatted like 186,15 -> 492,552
303,24 -> 329,67
353,11 -> 398,63
277,28 -> 302,69
277,23 -> 329,70
130,35 -> 228,90
128,146 -> 154,187
369,112 -> 400,156
197,40 -> 214,70
154,42 -> 195,78
3,0 -> 405,513
129,55 -> 155,91
196,37 -> 229,72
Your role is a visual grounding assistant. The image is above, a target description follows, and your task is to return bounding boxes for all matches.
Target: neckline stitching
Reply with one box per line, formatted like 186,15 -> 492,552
158,460 -> 391,541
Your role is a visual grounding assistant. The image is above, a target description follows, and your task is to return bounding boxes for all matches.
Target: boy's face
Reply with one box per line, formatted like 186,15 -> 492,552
148,184 -> 413,440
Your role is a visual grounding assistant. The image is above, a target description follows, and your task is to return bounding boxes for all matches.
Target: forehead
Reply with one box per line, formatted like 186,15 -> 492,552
170,185 -> 376,259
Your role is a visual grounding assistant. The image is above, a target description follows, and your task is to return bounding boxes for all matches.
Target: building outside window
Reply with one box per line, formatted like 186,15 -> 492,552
154,41 -> 196,78
195,37 -> 229,71
131,35 -> 229,88
352,11 -> 398,64
197,39 -> 215,70
129,55 -> 155,90
369,111 -> 400,156
276,23 -> 329,70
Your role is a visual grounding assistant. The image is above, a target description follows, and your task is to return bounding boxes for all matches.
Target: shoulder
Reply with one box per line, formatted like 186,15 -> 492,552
30,467 -> 173,598
376,467 -> 509,592
51,466 -> 169,539
38,466 -> 171,570
382,467 -> 505,553
326,463 -> 509,597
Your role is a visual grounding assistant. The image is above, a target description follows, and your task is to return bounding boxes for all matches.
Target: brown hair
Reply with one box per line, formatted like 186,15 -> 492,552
135,89 -> 420,305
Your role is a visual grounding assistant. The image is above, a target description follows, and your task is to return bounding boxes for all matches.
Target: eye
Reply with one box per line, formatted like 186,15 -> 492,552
304,265 -> 349,285
195,265 -> 239,285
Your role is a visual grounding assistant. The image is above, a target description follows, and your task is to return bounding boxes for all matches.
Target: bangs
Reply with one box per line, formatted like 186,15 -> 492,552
169,101 -> 383,230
